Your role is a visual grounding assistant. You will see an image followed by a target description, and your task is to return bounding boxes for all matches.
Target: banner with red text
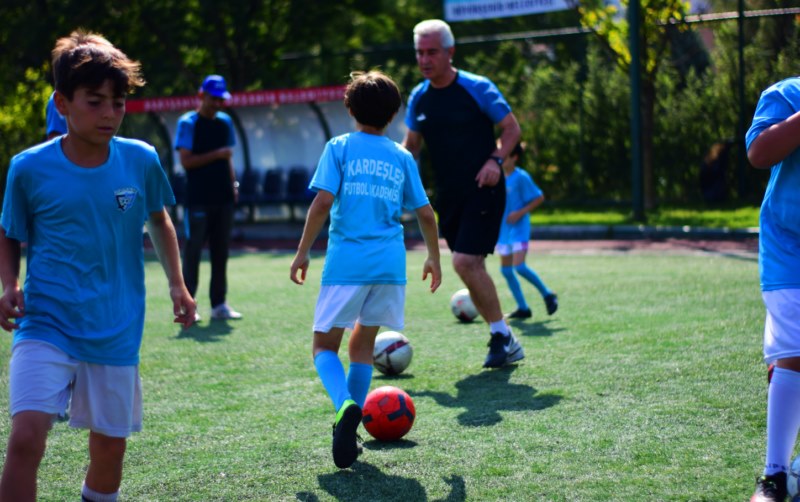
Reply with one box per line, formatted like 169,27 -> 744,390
125,85 -> 347,114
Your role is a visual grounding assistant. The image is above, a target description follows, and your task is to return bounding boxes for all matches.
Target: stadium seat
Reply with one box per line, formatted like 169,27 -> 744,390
262,168 -> 287,203
286,166 -> 315,221
237,169 -> 262,205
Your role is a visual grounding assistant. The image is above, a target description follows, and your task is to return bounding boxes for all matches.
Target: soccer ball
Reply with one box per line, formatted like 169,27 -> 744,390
373,331 -> 413,375
450,288 -> 478,322
789,454 -> 800,499
361,385 -> 416,441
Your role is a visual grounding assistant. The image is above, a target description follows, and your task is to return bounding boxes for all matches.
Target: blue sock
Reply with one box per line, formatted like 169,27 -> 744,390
501,265 -> 528,310
347,362 -> 373,408
515,263 -> 551,298
314,350 -> 351,412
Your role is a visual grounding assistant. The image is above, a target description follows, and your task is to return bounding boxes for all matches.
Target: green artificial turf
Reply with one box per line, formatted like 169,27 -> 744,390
0,248 -> 767,501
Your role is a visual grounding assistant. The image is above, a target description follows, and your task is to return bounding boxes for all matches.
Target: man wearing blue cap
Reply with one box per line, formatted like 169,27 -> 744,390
174,75 -> 242,321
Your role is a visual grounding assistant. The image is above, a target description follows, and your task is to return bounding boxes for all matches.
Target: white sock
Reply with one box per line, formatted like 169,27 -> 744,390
764,367 -> 800,475
82,483 -> 119,502
489,320 -> 509,336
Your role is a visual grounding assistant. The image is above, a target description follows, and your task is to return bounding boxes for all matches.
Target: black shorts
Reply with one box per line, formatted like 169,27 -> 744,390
437,185 -> 505,255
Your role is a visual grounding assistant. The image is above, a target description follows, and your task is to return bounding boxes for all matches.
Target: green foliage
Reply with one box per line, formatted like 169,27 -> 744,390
0,66 -> 50,197
0,1 -> 796,208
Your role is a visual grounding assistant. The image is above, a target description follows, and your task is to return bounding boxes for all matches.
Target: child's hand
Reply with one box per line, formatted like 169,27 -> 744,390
171,285 -> 197,329
0,287 -> 24,332
422,257 -> 442,293
290,253 -> 309,285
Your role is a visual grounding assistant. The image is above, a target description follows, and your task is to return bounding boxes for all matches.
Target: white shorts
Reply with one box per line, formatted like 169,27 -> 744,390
9,340 -> 143,438
313,284 -> 405,333
763,289 -> 800,364
496,241 -> 529,257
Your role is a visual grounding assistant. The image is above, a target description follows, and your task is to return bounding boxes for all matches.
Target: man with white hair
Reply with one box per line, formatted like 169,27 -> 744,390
403,19 -> 523,368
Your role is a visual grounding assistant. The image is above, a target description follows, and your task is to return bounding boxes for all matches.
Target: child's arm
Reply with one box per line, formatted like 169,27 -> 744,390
0,227 -> 23,332
414,204 -> 442,293
146,209 -> 197,328
290,190 -> 334,285
507,194 -> 544,225
748,110 -> 800,169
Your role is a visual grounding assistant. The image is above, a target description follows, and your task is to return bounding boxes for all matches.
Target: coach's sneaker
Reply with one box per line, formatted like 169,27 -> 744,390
750,472 -> 787,502
483,332 -> 525,368
544,293 -> 559,316
211,303 -> 242,320
507,308 -> 532,319
332,399 -> 362,469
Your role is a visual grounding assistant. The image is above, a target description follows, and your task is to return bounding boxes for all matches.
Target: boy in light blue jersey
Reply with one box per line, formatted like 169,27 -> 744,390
747,77 -> 800,502
45,91 -> 67,139
0,30 -> 196,502
290,71 -> 441,469
496,143 -> 558,320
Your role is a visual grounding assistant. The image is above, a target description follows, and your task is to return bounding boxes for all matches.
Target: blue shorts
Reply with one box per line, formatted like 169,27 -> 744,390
9,340 -> 143,437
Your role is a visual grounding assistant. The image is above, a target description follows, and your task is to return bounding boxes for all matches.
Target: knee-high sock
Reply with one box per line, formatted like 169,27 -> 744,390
515,263 -> 551,298
765,367 -> 800,475
501,266 -> 528,310
314,350 -> 350,412
347,362 -> 373,408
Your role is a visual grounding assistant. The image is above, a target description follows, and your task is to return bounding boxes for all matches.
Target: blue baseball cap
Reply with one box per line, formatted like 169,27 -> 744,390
200,75 -> 231,100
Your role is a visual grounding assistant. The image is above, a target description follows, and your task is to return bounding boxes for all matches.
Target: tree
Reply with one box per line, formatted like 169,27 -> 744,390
579,0 -> 692,211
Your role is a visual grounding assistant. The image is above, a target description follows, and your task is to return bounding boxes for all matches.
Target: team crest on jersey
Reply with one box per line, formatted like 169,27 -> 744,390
114,187 -> 138,212
416,113 -> 427,122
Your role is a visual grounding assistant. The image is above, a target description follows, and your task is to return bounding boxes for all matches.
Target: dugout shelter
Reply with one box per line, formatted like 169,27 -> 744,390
124,85 -> 408,222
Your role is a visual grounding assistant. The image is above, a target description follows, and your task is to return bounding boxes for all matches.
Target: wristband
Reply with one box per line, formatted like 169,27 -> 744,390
490,156 -> 504,167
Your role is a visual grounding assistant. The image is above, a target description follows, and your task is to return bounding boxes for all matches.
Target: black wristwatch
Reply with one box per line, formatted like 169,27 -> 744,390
490,156 -> 504,167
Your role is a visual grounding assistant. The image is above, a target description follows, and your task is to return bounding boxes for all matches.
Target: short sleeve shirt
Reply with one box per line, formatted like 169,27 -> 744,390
0,137 -> 175,365
310,132 -> 429,285
405,70 -> 512,202
497,167 -> 543,246
745,77 -> 800,291
174,111 -> 236,205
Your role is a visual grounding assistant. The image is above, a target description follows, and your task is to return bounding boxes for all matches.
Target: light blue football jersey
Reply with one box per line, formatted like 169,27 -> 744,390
1,137 -> 175,365
310,132 -> 429,285
498,167 -> 543,246
746,77 -> 800,291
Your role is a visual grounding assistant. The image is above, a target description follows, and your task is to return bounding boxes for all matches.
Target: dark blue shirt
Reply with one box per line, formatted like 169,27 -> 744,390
405,70 -> 512,202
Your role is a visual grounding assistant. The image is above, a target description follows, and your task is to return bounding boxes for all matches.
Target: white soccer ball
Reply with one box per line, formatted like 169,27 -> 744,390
450,288 -> 478,322
788,454 -> 800,499
373,331 -> 413,375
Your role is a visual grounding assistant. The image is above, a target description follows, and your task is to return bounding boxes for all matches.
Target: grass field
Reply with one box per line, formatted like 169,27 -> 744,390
533,204 -> 760,229
0,247 -> 769,501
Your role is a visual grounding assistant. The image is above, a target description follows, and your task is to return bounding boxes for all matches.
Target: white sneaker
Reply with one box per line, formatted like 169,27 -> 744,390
211,303 -> 242,320
194,311 -> 202,323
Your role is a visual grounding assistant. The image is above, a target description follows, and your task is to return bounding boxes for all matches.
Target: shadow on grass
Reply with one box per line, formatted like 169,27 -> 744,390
174,320 -> 234,343
373,372 -> 415,382
301,463 -> 466,501
412,366 -> 562,427
507,318 -> 564,338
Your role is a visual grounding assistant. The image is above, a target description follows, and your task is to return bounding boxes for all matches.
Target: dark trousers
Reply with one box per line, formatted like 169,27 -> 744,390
182,204 -> 234,308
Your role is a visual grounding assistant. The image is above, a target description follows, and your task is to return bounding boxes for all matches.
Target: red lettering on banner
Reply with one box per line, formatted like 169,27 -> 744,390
126,85 -> 347,114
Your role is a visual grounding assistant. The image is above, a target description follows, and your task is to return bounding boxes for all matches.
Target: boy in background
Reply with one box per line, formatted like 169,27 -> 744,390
290,70 -> 441,469
747,76 -> 800,502
0,30 -> 196,502
496,143 -> 558,320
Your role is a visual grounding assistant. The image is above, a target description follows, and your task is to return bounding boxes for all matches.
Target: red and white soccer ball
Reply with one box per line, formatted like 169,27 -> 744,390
450,288 -> 478,322
373,331 -> 413,375
361,386 -> 416,441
